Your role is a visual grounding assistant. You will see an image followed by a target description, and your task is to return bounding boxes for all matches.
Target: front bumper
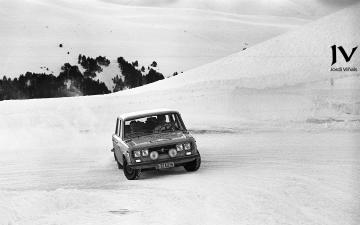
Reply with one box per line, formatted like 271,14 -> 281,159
129,154 -> 200,170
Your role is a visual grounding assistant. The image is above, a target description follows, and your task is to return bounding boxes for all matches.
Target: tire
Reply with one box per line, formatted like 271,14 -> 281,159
123,158 -> 141,180
114,153 -> 123,169
184,154 -> 201,172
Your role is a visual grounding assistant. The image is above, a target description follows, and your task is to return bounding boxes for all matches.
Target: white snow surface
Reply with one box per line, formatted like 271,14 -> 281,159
0,132 -> 359,225
0,3 -> 360,225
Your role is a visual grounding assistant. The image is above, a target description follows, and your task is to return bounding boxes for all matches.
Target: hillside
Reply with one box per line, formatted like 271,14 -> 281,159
0,3 -> 359,133
106,3 -> 359,129
128,3 -> 360,92
0,0 -> 307,88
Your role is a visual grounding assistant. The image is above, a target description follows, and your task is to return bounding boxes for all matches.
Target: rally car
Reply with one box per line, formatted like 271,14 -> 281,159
111,109 -> 201,180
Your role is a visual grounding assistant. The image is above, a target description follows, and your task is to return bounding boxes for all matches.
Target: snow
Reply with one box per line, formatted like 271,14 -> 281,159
0,2 -> 360,225
125,3 -> 360,93
0,132 -> 359,225
102,0 -> 358,19
0,0 -> 308,88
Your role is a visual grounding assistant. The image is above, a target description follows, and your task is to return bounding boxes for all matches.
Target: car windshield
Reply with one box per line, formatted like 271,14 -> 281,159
124,113 -> 185,139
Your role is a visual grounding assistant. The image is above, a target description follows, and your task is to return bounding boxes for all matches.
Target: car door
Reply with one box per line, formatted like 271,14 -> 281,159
112,118 -> 124,164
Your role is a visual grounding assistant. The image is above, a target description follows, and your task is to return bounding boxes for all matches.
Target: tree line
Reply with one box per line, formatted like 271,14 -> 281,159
0,55 -> 170,101
112,57 -> 165,92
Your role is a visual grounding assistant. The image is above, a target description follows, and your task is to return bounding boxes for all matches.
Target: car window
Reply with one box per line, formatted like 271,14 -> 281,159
124,113 -> 184,139
117,120 -> 122,137
115,118 -> 119,135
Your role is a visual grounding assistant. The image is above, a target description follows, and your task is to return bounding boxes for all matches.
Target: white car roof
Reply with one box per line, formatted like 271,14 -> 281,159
119,108 -> 180,120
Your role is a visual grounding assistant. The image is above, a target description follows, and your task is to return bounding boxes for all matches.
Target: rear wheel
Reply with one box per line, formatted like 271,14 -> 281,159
184,154 -> 201,172
123,158 -> 141,180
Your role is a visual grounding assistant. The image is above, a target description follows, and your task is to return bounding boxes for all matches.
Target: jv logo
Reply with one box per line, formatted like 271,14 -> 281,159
331,45 -> 358,66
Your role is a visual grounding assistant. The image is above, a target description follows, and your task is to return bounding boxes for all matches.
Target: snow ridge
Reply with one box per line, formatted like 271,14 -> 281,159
124,3 -> 360,94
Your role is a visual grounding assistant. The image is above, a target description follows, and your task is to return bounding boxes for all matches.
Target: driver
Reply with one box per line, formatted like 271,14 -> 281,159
154,115 -> 173,133
129,121 -> 137,134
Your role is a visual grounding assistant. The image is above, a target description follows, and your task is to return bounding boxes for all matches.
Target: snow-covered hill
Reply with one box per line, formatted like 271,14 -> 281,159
0,0 -> 307,88
129,2 -> 360,92
110,3 -> 360,129
0,3 -> 359,225
0,2 -> 359,137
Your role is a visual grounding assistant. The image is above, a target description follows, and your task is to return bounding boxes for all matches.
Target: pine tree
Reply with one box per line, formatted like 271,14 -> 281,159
112,75 -> 125,92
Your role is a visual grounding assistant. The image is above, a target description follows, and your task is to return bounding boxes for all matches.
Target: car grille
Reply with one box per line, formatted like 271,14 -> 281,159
149,144 -> 176,155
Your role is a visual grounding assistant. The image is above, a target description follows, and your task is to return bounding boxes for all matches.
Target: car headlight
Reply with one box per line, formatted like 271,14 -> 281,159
176,144 -> 184,151
142,149 -> 149,157
168,148 -> 177,158
150,151 -> 159,160
134,150 -> 141,158
184,142 -> 191,150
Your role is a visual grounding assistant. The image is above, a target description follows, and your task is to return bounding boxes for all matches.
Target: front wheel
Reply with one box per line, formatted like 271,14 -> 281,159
123,158 -> 141,180
184,154 -> 201,172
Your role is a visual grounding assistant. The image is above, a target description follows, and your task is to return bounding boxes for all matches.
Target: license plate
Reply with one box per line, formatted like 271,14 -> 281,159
157,162 -> 174,169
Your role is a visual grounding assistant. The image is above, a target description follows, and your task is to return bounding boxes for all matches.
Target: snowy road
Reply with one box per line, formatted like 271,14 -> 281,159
1,130 -> 359,225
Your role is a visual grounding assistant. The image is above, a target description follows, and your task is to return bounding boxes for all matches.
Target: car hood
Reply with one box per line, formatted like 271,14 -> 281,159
126,131 -> 192,148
